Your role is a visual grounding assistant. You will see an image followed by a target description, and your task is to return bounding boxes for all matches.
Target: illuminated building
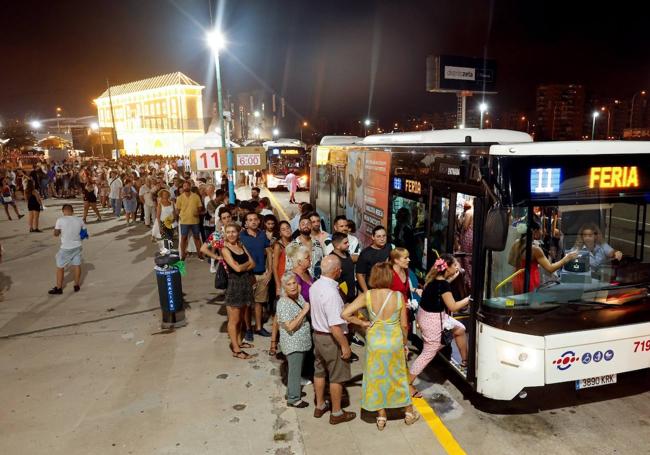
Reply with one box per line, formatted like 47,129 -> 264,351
94,72 -> 205,156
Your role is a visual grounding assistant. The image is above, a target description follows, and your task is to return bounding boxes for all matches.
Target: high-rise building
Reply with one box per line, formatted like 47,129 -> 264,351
535,84 -> 585,141
95,72 -> 204,156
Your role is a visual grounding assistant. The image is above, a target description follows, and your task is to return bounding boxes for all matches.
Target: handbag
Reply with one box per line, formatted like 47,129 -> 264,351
214,261 -> 228,289
438,286 -> 453,346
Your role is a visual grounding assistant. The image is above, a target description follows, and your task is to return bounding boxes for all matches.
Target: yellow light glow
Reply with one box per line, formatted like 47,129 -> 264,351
589,166 -> 639,189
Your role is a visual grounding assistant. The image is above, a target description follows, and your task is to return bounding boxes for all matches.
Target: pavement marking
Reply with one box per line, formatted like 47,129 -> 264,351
265,189 -> 290,221
413,397 -> 466,455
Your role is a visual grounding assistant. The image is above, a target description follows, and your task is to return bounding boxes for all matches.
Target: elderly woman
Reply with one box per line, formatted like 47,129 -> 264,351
286,243 -> 313,302
277,272 -> 312,408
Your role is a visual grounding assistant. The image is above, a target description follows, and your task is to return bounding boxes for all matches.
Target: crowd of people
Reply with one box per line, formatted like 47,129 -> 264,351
2,154 -> 473,431
201,197 -> 472,430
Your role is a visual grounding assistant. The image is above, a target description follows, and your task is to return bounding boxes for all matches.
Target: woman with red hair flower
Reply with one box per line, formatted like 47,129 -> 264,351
407,254 -> 471,397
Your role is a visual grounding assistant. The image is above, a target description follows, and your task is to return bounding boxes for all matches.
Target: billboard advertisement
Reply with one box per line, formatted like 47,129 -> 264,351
426,54 -> 497,93
346,150 -> 391,246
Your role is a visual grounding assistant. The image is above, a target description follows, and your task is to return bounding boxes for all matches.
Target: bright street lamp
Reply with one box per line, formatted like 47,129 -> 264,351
591,111 -> 600,140
253,110 -> 260,118
206,28 -> 234,203
30,120 -> 42,130
272,128 -> 279,137
90,122 -> 99,131
479,103 -> 488,129
300,121 -> 308,141
206,30 -> 226,52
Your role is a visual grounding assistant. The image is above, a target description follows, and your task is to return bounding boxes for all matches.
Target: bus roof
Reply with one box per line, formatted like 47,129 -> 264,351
361,129 -> 533,145
490,141 -> 650,156
262,138 -> 306,149
319,135 -> 363,145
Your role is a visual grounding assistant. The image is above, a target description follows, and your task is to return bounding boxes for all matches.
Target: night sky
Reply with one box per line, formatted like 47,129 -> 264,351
1,0 -> 649,125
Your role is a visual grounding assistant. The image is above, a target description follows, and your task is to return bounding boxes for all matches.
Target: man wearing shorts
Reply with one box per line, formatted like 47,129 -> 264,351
175,180 -> 203,260
309,255 -> 356,425
49,204 -> 85,295
240,212 -> 272,341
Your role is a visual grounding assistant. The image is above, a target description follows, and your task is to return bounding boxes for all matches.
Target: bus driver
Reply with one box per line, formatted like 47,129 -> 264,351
571,223 -> 623,273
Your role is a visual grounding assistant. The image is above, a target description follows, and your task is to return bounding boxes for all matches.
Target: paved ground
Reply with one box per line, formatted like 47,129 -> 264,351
2,186 -> 650,455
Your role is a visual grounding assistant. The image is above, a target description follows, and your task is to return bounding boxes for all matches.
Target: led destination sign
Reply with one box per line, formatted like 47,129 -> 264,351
589,166 -> 639,189
529,165 -> 642,197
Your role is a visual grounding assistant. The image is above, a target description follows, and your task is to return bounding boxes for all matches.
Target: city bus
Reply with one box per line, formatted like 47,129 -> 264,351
311,129 -> 650,403
262,139 -> 309,190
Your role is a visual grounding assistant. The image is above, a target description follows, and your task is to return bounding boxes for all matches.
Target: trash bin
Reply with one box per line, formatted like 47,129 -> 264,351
155,250 -> 187,329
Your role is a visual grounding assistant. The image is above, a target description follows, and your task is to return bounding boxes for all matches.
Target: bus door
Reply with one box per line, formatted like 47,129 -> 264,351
424,182 -> 482,377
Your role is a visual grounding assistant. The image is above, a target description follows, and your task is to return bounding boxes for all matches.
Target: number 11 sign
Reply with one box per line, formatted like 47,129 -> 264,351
193,149 -> 222,171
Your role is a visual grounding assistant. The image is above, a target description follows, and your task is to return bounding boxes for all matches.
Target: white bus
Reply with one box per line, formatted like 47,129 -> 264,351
311,129 -> 650,403
262,139 -> 309,190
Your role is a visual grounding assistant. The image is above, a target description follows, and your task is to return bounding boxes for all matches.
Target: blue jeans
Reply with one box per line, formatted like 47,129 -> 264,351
110,198 -> 122,218
286,351 -> 306,404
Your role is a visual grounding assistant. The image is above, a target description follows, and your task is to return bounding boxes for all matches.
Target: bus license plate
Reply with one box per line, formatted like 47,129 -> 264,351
575,374 -> 617,390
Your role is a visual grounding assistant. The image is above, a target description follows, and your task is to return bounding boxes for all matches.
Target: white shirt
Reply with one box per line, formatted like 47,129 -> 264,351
55,215 -> 85,249
309,276 -> 348,334
139,184 -> 154,206
109,177 -> 123,199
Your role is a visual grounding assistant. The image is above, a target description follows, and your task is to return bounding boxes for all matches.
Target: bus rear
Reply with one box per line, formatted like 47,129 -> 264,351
263,139 -> 309,190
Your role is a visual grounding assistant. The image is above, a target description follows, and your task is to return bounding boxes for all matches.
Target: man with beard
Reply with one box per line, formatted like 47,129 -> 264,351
240,212 -> 272,342
175,180 -> 204,260
356,225 -> 391,292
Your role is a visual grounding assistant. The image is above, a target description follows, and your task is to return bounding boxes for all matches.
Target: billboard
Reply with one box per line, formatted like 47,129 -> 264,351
346,150 -> 391,246
426,55 -> 497,94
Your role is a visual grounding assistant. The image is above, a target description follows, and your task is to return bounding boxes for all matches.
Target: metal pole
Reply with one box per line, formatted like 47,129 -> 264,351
461,94 -> 467,127
479,111 -> 484,129
591,115 -> 597,140
106,79 -> 119,158
630,93 -> 637,128
213,50 -> 235,203
606,110 -> 611,139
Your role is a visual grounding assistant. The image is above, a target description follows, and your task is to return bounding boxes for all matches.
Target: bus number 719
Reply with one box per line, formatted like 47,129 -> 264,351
633,339 -> 650,352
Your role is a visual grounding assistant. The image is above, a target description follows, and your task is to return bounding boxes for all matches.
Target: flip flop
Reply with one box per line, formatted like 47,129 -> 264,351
232,351 -> 252,360
239,342 -> 254,349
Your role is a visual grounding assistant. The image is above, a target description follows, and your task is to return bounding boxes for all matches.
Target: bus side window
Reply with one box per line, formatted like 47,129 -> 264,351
336,167 -> 346,211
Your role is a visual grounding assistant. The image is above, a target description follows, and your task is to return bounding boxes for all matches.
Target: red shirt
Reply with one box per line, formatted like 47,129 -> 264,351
390,269 -> 410,301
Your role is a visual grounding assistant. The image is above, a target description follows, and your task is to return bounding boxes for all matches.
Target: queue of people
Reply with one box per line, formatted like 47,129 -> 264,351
2,155 -> 476,431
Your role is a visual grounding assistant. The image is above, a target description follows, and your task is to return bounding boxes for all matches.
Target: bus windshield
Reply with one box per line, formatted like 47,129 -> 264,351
268,147 -> 307,177
485,202 -> 650,309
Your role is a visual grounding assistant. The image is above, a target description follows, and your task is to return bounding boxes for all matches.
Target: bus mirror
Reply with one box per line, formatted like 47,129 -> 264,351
484,207 -> 509,251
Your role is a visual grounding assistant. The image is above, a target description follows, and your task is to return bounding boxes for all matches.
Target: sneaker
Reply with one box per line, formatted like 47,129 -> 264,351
255,327 -> 272,337
287,400 -> 309,408
351,335 -> 365,347
244,330 -> 254,343
48,287 -> 63,295
329,410 -> 356,425
349,352 -> 360,362
300,377 -> 312,386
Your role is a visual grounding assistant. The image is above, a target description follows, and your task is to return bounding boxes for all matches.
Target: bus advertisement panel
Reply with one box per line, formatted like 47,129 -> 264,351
346,150 -> 391,245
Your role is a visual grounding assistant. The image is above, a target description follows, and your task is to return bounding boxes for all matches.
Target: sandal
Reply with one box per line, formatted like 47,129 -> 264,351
232,351 -> 252,360
239,342 -> 254,349
409,384 -> 423,398
404,411 -> 420,425
376,416 -> 387,431
269,340 -> 278,356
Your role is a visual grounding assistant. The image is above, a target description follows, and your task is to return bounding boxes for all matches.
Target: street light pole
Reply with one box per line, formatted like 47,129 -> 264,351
629,90 -> 646,129
208,30 -> 235,203
591,111 -> 599,140
479,103 -> 488,130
